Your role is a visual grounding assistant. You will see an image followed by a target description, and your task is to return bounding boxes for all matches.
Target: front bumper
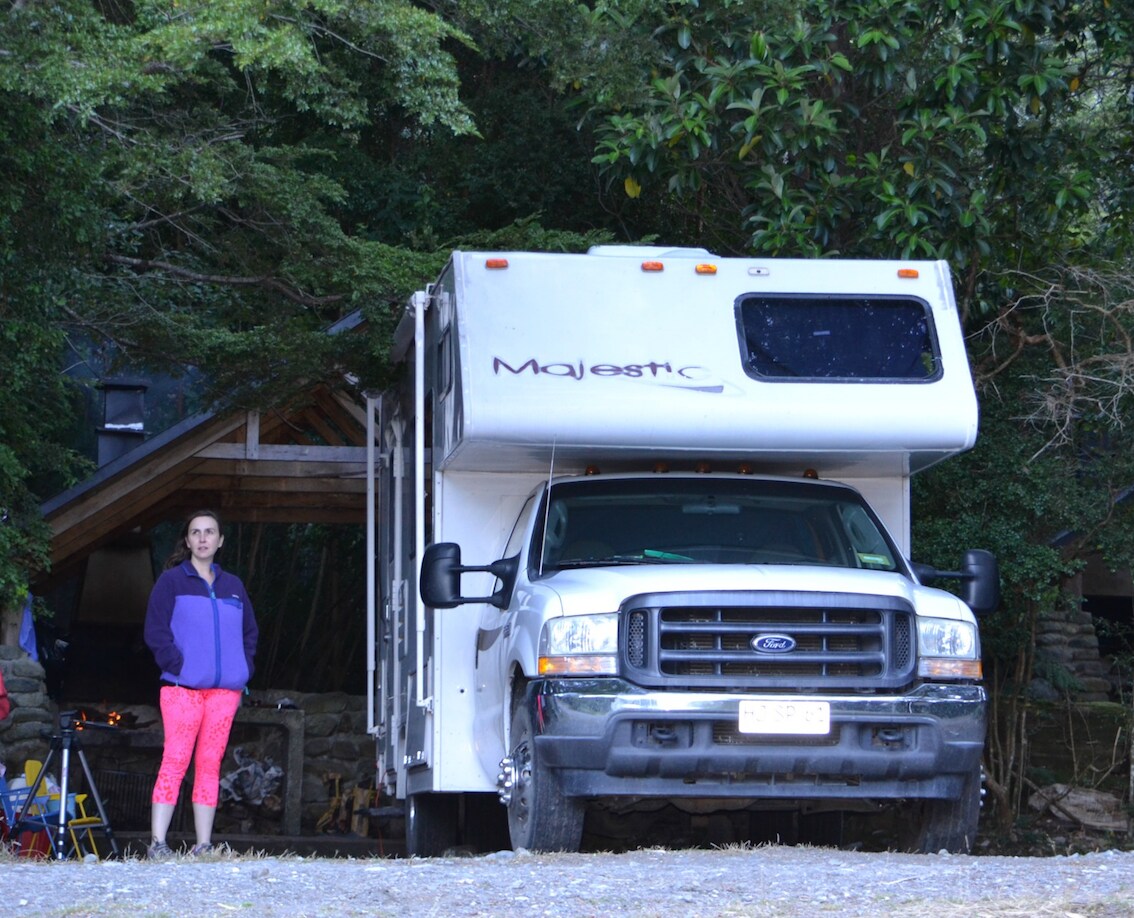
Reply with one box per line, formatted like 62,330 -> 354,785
525,678 -> 986,801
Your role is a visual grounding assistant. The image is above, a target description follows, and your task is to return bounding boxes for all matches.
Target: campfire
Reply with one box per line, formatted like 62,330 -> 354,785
71,706 -> 148,730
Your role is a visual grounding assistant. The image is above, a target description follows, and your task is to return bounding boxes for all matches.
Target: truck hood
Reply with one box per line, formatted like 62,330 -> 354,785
538,563 -> 974,622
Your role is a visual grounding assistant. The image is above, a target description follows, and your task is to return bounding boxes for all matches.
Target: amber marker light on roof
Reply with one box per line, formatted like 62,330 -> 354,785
897,268 -> 919,278
652,461 -> 670,473
485,258 -> 509,269
584,465 -> 601,475
803,468 -> 819,479
694,461 -> 712,473
641,261 -> 665,272
695,263 -> 718,275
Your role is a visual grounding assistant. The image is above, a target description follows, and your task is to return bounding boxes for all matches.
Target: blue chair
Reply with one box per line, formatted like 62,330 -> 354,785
0,774 -> 58,858
32,759 -> 113,858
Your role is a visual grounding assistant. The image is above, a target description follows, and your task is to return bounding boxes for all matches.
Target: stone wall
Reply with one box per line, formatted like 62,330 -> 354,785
0,645 -> 56,771
1033,609 -> 1115,702
1,645 -> 376,836
244,688 -> 376,833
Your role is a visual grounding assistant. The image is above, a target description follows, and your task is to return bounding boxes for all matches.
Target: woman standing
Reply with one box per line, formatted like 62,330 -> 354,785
144,509 -> 258,858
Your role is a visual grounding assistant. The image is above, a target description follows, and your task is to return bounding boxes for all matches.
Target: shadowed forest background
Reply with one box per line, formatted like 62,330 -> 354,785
4,0 -> 1134,836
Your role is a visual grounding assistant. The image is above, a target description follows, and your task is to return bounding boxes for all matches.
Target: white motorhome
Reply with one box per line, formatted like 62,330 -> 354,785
372,247 -> 999,856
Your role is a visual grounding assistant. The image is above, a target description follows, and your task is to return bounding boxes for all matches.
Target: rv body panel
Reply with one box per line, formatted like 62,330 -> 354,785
432,252 -> 975,480
374,248 -> 993,855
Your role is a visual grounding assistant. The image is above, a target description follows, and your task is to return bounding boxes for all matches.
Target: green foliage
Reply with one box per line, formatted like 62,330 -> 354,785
1,5 -> 1133,844
0,306 -> 85,611
915,263 -> 1134,637
585,0 -> 1134,267
0,0 -> 484,595
445,215 -> 615,253
0,0 -> 639,601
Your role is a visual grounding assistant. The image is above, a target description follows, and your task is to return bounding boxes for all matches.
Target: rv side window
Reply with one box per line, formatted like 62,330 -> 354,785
736,294 -> 940,381
436,327 -> 453,397
837,504 -> 899,571
504,493 -> 537,559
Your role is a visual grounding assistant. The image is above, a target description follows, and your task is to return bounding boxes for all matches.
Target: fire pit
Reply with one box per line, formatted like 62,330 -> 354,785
66,700 -> 305,836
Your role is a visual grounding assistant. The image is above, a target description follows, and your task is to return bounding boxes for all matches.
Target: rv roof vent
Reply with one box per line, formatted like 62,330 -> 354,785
587,245 -> 715,258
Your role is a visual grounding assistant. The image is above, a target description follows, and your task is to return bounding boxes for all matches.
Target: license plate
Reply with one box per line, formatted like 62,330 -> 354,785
738,699 -> 831,735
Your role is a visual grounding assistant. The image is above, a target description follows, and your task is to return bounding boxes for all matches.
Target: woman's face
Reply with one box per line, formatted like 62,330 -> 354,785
185,515 -> 224,563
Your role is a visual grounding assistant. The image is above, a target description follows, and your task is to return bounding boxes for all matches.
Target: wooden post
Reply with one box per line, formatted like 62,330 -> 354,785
1,599 -> 22,646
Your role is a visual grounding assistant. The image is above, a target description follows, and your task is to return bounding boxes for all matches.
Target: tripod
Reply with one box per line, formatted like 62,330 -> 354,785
14,711 -> 121,860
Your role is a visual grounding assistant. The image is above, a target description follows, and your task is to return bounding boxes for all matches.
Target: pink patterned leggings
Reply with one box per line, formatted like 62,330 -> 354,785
152,685 -> 241,808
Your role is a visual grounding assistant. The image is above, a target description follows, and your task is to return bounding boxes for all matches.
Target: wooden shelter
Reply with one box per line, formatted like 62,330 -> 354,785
26,309 -> 380,702
39,382 -> 375,586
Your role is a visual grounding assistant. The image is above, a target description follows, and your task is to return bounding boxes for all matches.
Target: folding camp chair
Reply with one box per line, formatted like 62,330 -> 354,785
28,713 -> 121,859
0,775 -> 56,858
23,759 -> 108,859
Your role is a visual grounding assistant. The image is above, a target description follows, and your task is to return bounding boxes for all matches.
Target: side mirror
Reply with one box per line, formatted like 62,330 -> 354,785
911,548 -> 1000,616
960,548 -> 1000,615
420,543 -> 463,608
419,542 -> 519,610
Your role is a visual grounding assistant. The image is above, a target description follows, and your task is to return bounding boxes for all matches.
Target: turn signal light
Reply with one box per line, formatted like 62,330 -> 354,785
695,263 -> 718,275
539,655 -> 618,675
641,261 -> 664,272
897,268 -> 919,279
485,258 -> 509,269
919,659 -> 983,679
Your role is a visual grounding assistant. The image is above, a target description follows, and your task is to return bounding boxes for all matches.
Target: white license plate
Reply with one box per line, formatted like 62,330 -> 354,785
738,699 -> 831,735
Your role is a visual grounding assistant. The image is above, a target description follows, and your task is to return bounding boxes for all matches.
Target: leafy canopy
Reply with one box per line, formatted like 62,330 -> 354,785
0,0 -> 481,606
586,0 -> 1133,272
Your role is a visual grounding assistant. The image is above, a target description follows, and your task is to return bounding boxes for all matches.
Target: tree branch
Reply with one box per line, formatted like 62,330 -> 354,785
104,254 -> 345,308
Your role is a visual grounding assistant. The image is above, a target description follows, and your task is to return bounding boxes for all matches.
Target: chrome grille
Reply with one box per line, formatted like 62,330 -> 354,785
621,591 -> 916,690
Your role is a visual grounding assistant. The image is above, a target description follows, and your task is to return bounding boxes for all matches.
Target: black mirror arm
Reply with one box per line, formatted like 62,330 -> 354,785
450,555 -> 520,609
911,561 -> 974,582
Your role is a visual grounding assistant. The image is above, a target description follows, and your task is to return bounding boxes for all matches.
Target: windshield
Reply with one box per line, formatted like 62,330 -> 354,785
536,477 -> 900,573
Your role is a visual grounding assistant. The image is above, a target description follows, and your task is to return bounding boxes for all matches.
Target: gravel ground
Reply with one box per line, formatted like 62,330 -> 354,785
4,844 -> 1134,917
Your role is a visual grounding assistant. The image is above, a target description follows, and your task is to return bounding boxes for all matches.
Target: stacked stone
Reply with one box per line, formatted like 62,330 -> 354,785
1,667 -> 382,838
248,688 -> 373,833
1033,610 -> 1113,702
0,645 -> 54,774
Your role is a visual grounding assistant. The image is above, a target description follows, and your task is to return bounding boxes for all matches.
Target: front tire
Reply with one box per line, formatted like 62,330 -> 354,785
506,702 -> 585,852
908,763 -> 982,854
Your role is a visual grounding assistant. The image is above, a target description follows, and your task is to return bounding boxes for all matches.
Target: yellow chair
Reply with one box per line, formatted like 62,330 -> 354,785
23,759 -> 108,859
0,774 -> 56,857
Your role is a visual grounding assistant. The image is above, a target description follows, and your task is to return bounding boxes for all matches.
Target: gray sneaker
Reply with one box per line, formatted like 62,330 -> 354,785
189,842 -> 214,856
147,840 -> 174,861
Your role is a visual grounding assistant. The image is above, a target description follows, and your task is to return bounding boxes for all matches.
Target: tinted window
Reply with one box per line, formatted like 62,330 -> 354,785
737,295 -> 939,381
536,477 -> 900,573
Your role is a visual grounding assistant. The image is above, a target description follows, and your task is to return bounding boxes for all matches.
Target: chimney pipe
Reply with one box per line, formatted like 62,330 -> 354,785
97,377 -> 149,466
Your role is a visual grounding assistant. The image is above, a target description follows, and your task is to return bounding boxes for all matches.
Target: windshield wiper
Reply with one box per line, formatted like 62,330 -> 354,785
553,549 -> 695,568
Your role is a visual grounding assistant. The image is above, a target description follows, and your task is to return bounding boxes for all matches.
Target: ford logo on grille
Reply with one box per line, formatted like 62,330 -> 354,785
751,633 -> 796,653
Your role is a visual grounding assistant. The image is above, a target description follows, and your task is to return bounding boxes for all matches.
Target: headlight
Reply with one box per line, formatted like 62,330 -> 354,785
917,617 -> 982,679
539,613 -> 618,675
